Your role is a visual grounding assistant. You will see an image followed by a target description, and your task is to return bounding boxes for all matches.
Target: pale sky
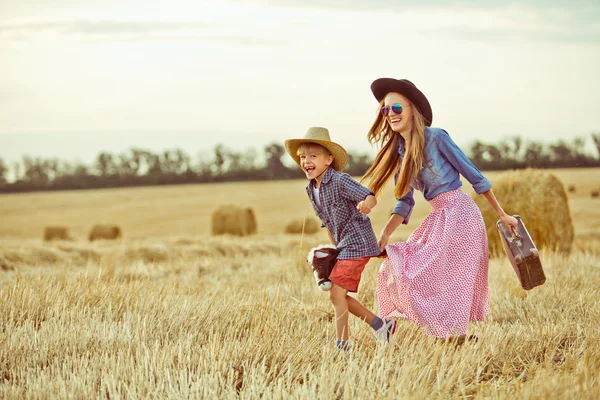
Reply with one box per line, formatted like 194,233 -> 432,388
1,0 -> 599,164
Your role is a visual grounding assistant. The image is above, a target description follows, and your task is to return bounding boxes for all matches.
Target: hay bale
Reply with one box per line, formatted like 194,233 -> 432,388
211,205 -> 258,236
43,226 -> 72,241
567,184 -> 576,193
284,218 -> 320,234
591,190 -> 599,198
1,257 -> 15,271
88,224 -> 122,241
246,208 -> 257,235
472,168 -> 574,256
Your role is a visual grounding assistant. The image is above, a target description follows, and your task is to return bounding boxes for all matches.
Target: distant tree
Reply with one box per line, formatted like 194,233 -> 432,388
45,158 -> 60,182
3,132 -> 600,193
95,152 -> 117,177
22,156 -> 50,186
225,150 -> 244,177
118,150 -> 142,177
549,140 -> 573,166
485,144 -> 503,169
240,148 -> 259,172
195,152 -> 214,181
570,136 -> 590,166
73,163 -> 90,179
592,133 -> 600,159
144,152 -> 162,178
12,161 -> 22,182
264,143 -> 288,179
511,136 -> 523,155
469,141 -> 487,168
346,152 -> 373,177
0,157 -> 7,185
523,141 -> 549,168
162,149 -> 191,175
214,144 -> 226,177
500,136 -> 524,166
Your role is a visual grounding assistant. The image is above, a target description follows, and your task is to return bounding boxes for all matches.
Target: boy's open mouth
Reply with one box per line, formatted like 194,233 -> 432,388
305,167 -> 315,173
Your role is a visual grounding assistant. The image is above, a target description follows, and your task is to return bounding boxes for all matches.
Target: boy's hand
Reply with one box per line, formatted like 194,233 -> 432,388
357,195 -> 377,215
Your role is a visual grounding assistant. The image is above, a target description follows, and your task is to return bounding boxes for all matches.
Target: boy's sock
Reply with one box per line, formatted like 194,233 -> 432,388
336,340 -> 349,351
369,316 -> 384,331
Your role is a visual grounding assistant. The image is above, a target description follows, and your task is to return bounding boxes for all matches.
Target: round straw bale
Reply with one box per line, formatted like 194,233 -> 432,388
284,218 -> 320,234
472,168 -> 574,256
88,224 -> 122,241
567,184 -> 576,193
43,226 -> 72,241
245,208 -> 257,235
211,205 -> 258,236
1,258 -> 15,271
591,190 -> 599,198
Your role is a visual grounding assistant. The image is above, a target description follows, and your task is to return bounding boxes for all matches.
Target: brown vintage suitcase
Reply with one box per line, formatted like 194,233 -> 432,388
496,215 -> 546,290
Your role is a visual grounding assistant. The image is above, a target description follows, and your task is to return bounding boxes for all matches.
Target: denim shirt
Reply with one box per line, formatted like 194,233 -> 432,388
306,167 -> 381,260
393,127 -> 492,224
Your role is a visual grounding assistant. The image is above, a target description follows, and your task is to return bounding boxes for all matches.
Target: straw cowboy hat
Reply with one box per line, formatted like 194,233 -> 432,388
285,127 -> 348,172
370,78 -> 433,126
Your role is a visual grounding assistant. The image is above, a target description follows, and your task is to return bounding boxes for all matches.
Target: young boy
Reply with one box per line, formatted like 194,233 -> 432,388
284,127 -> 395,351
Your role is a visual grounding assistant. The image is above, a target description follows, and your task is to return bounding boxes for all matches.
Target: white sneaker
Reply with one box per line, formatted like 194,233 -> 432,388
334,341 -> 351,356
374,319 -> 396,344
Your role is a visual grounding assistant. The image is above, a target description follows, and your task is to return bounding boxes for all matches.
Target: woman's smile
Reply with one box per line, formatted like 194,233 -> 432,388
389,116 -> 402,128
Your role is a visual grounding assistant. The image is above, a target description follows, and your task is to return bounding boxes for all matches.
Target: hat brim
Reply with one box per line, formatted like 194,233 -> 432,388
284,138 -> 348,172
370,78 -> 433,126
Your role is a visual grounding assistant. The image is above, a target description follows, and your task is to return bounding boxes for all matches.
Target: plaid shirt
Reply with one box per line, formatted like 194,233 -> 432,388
306,167 -> 381,260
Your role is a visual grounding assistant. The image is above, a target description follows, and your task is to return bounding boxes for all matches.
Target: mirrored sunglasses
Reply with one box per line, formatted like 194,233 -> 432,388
381,103 -> 404,117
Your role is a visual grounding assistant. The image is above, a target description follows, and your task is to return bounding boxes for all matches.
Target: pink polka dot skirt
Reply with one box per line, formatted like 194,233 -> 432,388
377,189 -> 490,338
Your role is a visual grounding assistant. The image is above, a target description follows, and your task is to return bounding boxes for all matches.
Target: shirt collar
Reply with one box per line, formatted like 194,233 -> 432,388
399,126 -> 433,156
307,166 -> 335,189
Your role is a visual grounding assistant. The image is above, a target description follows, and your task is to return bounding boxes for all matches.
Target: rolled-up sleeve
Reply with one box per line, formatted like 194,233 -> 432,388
339,173 -> 374,202
392,186 -> 414,224
436,130 -> 492,194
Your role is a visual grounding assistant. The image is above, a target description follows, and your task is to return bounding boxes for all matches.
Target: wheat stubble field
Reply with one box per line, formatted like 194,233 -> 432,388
1,168 -> 599,399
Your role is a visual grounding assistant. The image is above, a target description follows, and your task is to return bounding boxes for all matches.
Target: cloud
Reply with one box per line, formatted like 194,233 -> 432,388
231,0 -> 599,11
231,0 -> 600,44
0,20 -> 284,45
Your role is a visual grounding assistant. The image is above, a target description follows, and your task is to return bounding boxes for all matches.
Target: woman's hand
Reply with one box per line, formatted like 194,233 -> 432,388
378,214 -> 405,252
499,213 -> 519,237
482,190 -> 519,237
378,232 -> 390,252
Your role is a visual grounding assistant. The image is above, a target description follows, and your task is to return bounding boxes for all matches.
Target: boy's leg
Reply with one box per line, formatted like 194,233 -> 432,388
346,296 -> 375,324
346,295 -> 389,333
329,284 -> 349,341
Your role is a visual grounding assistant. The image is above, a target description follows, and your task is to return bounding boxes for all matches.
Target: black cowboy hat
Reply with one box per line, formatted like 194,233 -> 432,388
370,78 -> 433,126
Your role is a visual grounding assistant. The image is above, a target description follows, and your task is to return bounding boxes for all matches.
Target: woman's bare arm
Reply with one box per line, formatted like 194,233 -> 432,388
378,214 -> 406,251
482,189 -> 518,233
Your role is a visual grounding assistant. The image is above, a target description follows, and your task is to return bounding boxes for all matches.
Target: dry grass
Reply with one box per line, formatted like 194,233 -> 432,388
1,168 -> 600,398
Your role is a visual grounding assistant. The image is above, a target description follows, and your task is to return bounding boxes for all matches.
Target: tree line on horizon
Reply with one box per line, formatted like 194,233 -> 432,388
1,133 -> 599,194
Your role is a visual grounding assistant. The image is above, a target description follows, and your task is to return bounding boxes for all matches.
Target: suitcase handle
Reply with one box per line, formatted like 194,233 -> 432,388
497,215 -> 521,242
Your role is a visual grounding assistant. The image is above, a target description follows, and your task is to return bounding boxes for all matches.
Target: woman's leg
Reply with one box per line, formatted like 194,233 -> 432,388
329,284 -> 349,341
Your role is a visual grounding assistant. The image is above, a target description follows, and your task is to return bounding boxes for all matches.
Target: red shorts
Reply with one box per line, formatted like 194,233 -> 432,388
328,257 -> 371,293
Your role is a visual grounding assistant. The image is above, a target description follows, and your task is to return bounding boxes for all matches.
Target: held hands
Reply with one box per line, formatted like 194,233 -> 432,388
357,195 -> 377,215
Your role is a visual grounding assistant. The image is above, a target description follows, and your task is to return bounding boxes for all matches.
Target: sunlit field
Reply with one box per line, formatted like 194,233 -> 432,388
1,168 -> 599,398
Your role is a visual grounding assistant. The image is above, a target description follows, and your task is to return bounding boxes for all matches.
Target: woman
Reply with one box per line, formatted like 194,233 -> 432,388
361,78 -> 518,339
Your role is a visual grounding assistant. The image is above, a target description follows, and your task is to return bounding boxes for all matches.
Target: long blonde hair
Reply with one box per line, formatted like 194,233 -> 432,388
360,101 -> 427,199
